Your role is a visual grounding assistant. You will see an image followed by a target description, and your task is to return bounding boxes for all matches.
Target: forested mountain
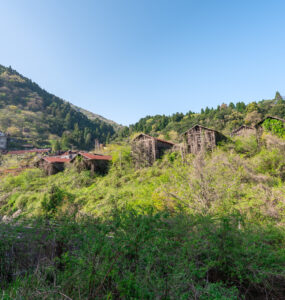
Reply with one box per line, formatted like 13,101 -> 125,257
0,64 -> 116,149
118,92 -> 285,141
70,103 -> 122,130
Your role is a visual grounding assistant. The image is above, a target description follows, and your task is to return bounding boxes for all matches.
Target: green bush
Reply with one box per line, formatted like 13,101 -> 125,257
262,118 -> 285,138
2,211 -> 285,299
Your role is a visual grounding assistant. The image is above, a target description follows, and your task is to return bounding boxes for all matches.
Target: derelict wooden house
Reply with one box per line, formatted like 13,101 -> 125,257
231,125 -> 256,137
37,156 -> 72,175
255,116 -> 285,137
76,152 -> 112,174
183,125 -> 227,154
132,133 -> 175,167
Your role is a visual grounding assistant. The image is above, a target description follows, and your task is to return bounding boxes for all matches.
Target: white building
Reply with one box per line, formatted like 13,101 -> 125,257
0,131 -> 7,150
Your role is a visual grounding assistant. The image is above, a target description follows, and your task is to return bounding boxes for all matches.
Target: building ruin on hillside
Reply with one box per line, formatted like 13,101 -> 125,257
255,116 -> 285,137
75,152 -> 112,174
131,133 -> 175,167
231,125 -> 256,137
36,156 -> 73,175
182,125 -> 227,154
36,151 -> 112,175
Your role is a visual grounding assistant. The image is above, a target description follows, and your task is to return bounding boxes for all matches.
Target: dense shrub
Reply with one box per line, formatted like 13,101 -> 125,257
1,211 -> 285,299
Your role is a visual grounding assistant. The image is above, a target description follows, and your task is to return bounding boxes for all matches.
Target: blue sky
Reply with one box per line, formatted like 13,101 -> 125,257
1,1 -> 285,125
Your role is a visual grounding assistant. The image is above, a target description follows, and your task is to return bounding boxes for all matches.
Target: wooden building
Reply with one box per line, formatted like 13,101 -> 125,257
76,152 -> 112,174
231,125 -> 256,137
132,133 -> 175,167
183,125 -> 227,154
36,152 -> 112,175
255,116 -> 285,137
37,156 -> 73,175
0,131 -> 7,150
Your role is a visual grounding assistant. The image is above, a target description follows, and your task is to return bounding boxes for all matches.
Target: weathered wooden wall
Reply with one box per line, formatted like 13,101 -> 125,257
132,135 -> 173,168
184,126 -> 226,154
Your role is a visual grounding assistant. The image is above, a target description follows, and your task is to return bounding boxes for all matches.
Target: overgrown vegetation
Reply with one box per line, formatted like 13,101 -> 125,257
117,91 -> 285,142
1,133 -> 285,298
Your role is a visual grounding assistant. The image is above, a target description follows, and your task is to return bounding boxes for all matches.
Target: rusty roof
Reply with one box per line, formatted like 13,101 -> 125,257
43,157 -> 71,163
133,133 -> 175,145
7,148 -> 51,155
79,152 -> 112,161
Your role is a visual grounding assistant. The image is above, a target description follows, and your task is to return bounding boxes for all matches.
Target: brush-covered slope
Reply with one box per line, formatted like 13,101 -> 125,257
1,133 -> 285,298
0,64 -> 116,149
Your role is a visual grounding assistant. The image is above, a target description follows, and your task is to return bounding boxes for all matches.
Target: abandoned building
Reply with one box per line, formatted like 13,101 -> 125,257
76,152 -> 112,174
37,156 -> 73,175
231,125 -> 256,137
182,125 -> 227,154
0,131 -> 7,150
36,152 -> 112,175
255,116 -> 285,136
131,133 -> 175,167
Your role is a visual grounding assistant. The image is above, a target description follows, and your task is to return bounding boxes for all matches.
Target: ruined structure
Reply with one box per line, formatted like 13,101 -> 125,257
183,125 -> 227,154
255,116 -> 285,137
36,151 -> 112,175
132,133 -> 175,167
76,152 -> 112,174
36,156 -> 73,175
0,131 -> 7,150
231,125 -> 256,137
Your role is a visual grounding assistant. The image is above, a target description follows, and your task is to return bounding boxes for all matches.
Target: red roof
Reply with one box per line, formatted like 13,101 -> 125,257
43,157 -> 71,163
79,152 -> 112,161
7,148 -> 51,155
155,137 -> 175,145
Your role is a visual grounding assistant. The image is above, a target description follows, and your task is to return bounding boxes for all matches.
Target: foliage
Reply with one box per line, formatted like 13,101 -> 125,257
1,211 -> 285,299
262,118 -> 285,138
0,64 -> 116,149
120,93 -> 285,143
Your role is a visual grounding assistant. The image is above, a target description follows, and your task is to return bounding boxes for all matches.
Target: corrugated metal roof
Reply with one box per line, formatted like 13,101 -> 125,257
7,148 -> 51,155
43,157 -> 71,163
79,152 -> 112,161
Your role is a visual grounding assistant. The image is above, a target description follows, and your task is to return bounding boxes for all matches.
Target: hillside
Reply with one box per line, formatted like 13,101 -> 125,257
0,64 -> 116,150
119,92 -> 285,142
1,132 -> 285,298
70,103 -> 122,130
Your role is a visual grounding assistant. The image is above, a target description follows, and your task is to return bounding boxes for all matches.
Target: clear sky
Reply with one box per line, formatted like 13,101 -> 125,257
1,1 -> 285,125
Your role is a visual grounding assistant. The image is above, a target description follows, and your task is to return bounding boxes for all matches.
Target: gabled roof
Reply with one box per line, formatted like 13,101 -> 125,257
231,125 -> 255,135
79,152 -> 112,161
182,124 -> 220,135
132,133 -> 175,146
256,115 -> 285,127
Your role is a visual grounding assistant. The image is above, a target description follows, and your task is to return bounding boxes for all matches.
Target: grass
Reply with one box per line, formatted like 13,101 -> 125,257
0,135 -> 285,298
